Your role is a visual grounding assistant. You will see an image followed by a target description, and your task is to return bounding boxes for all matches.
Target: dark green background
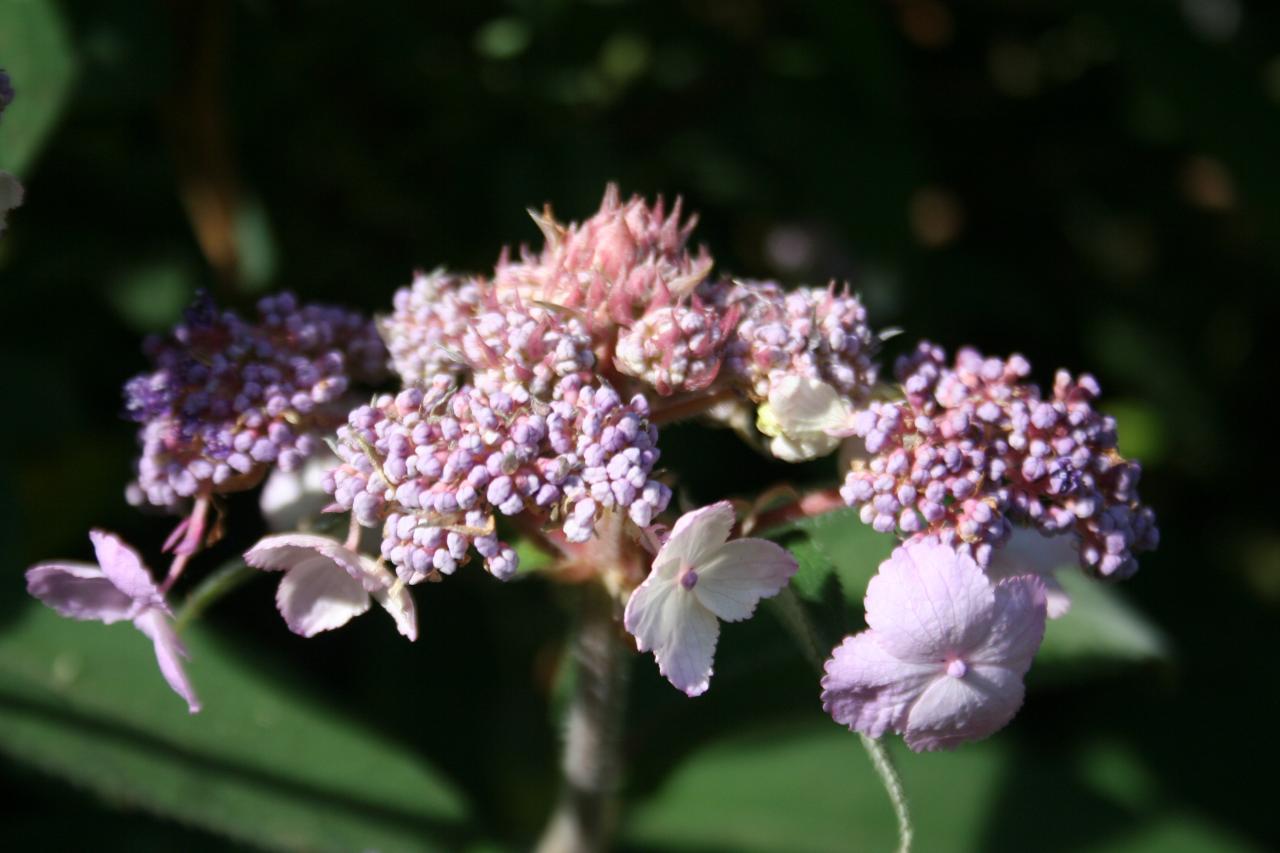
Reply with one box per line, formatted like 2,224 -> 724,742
1,1 -> 1275,850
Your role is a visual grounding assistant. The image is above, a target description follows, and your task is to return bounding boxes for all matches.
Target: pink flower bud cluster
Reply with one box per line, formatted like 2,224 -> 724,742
613,300 -> 739,395
325,378 -> 669,583
381,270 -> 595,398
493,184 -> 713,329
840,341 -> 1158,577
717,279 -> 880,404
123,292 -> 387,509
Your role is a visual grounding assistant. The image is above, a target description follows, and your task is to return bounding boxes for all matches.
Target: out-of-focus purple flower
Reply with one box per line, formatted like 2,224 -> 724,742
123,292 -> 387,509
716,279 -> 880,406
25,531 -> 200,713
493,183 -> 713,329
821,539 -> 1046,751
0,68 -> 13,119
624,501 -> 797,696
245,533 -> 416,640
840,341 -> 1159,576
259,448 -> 338,532
326,378 -> 670,584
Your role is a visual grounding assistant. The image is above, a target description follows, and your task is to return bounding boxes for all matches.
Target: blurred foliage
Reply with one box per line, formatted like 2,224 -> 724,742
1,0 -> 1277,850
0,603 -> 471,851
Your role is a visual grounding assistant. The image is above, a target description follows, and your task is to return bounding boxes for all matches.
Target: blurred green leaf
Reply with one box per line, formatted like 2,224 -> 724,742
774,537 -> 846,660
0,604 -> 473,852
1034,570 -> 1171,682
107,257 -> 197,332
474,17 -> 530,61
623,723 -> 1256,853
233,195 -> 279,292
767,507 -> 895,605
511,534 -> 554,575
0,0 -> 77,175
622,722 -> 1007,853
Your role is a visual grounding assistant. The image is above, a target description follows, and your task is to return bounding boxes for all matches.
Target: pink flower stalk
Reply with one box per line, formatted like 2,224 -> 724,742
25,531 -> 200,713
821,539 -> 1046,751
624,502 -> 798,696
244,534 -> 417,640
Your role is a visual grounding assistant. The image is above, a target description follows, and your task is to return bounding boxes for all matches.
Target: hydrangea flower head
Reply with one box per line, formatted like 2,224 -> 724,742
245,534 -> 416,640
841,341 -> 1159,575
821,539 -> 1045,751
327,379 -> 670,584
25,531 -> 200,713
624,501 -> 797,696
718,279 -> 879,406
380,270 -> 596,398
124,292 -> 387,509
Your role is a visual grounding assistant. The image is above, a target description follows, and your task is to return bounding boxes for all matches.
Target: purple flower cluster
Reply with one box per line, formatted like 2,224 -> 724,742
840,341 -> 1158,576
123,292 -> 387,508
718,280 -> 879,404
326,378 -> 669,583
614,301 -> 737,395
381,270 -> 596,398
0,69 -> 13,120
493,184 -> 713,329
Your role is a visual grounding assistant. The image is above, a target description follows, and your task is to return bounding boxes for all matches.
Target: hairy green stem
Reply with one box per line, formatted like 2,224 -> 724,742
770,586 -> 914,853
860,734 -> 913,853
172,560 -> 256,634
535,584 -> 628,853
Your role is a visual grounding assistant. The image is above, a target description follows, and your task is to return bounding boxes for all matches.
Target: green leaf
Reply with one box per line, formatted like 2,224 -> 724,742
623,722 -> 1256,853
0,603 -> 474,852
773,537 -> 846,661
1034,570 -> 1172,683
511,534 -> 555,575
764,509 -> 893,672
622,721 -> 1008,853
0,0 -> 78,175
771,507 -> 895,604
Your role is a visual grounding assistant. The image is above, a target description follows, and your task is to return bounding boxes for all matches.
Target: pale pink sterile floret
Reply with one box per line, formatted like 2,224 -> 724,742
244,533 -> 417,640
756,374 -> 857,462
25,530 -> 201,713
986,526 -> 1078,618
821,539 -> 1046,751
623,501 -> 798,697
